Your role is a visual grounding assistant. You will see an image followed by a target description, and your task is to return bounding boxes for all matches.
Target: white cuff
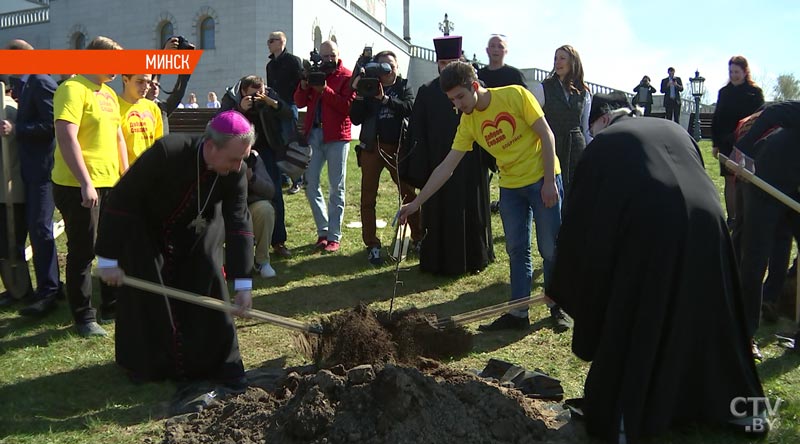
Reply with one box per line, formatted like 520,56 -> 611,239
234,278 -> 252,291
96,256 -> 119,268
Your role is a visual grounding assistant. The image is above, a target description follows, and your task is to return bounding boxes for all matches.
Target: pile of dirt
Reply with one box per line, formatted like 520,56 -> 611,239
163,360 -> 577,444
301,304 -> 473,368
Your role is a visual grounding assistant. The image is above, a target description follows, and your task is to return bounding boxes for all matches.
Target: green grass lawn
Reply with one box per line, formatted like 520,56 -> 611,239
0,140 -> 798,443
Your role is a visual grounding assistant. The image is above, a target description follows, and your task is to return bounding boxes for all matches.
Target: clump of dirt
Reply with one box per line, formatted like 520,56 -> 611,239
301,304 -> 473,368
163,360 -> 578,444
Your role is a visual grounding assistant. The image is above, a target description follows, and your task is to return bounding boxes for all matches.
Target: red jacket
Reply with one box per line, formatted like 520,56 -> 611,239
294,60 -> 354,143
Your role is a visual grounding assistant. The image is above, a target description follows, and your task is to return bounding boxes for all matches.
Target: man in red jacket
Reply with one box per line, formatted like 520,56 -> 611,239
294,40 -> 354,252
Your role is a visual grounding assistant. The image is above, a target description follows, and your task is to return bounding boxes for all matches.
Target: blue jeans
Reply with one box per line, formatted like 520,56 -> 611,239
305,128 -> 349,242
499,176 -> 563,310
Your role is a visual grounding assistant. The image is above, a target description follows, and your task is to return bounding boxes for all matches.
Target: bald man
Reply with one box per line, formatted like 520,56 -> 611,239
477,35 -> 527,89
293,40 -> 355,253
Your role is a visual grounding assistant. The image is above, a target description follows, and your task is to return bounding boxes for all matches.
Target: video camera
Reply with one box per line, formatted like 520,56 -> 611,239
353,46 -> 392,97
170,35 -> 195,50
302,49 -> 327,87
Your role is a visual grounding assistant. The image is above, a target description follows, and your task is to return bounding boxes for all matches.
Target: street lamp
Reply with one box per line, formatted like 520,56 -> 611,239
689,69 -> 705,141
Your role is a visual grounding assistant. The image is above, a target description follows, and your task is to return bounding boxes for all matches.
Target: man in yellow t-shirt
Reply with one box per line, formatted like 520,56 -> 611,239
397,61 -> 568,331
119,73 -> 164,163
52,35 -> 128,338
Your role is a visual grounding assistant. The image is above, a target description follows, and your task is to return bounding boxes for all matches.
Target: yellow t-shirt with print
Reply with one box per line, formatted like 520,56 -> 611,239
119,96 -> 164,164
451,85 -> 561,189
52,75 -> 121,188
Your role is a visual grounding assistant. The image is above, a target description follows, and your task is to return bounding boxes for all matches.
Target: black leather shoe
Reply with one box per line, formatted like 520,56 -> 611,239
478,313 -> 530,332
19,296 -> 58,317
272,244 -> 292,258
0,291 -> 19,308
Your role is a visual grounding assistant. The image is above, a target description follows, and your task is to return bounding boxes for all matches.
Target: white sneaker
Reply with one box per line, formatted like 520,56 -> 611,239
259,263 -> 276,278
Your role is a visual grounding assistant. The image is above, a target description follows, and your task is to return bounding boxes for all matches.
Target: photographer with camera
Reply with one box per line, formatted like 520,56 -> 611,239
294,40 -> 355,253
146,36 -> 193,134
221,75 -> 293,269
350,50 -> 420,266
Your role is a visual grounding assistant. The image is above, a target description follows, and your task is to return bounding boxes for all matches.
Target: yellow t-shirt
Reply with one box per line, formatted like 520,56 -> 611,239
52,75 -> 121,188
452,85 -> 561,189
119,96 -> 164,163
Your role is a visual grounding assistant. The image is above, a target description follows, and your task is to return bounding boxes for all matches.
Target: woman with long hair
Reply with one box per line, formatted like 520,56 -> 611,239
533,45 -> 591,203
711,55 -> 764,228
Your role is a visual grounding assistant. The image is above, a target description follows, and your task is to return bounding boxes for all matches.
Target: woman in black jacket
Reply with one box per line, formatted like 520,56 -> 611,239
632,75 -> 656,116
711,55 -> 764,226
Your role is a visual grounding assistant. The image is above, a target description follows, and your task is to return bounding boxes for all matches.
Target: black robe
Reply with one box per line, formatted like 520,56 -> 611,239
548,117 -> 764,442
401,77 -> 492,276
95,134 -> 254,384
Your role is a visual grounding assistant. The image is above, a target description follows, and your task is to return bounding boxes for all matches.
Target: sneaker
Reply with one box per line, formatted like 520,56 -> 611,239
76,321 -> 108,338
367,246 -> 382,266
549,305 -> 573,331
323,241 -> 340,253
287,182 -> 302,195
314,236 -> 328,250
259,263 -> 276,278
478,313 -> 529,332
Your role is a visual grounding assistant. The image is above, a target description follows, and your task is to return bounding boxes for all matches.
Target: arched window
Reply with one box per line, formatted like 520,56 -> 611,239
159,22 -> 174,48
72,32 -> 86,49
200,17 -> 215,49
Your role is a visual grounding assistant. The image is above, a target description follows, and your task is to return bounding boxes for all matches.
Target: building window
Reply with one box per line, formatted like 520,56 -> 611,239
72,32 -> 86,49
160,22 -> 174,48
200,17 -> 215,49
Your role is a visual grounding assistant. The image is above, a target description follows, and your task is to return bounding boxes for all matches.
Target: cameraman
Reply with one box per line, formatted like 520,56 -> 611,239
350,51 -> 420,266
221,75 -> 293,266
294,40 -> 354,253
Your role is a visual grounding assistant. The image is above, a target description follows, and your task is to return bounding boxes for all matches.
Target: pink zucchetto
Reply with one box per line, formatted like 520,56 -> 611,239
209,110 -> 252,135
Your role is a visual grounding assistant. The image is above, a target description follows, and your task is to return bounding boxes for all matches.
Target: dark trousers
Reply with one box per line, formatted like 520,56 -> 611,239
664,99 -> 680,123
19,155 -> 61,297
259,147 -> 287,246
739,182 -> 800,338
359,142 -> 421,247
639,103 -> 652,116
53,185 -> 112,324
0,203 -> 33,299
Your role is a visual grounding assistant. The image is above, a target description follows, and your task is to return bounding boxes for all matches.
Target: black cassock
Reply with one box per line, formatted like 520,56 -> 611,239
96,134 -> 254,383
401,77 -> 492,276
548,117 -> 763,441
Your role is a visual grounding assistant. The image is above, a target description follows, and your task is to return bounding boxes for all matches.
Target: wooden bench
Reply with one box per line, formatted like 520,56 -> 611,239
167,109 -> 307,135
168,108 -> 218,135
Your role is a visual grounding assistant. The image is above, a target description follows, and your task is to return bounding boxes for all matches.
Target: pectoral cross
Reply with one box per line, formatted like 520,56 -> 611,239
188,215 -> 208,235
453,105 -> 459,115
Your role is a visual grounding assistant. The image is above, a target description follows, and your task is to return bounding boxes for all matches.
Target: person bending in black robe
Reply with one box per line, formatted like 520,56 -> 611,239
96,110 -> 255,387
401,35 -> 492,276
549,92 -> 765,442
734,100 -> 800,352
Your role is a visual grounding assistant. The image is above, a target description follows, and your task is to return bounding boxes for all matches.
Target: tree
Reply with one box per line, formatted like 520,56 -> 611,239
773,74 -> 800,101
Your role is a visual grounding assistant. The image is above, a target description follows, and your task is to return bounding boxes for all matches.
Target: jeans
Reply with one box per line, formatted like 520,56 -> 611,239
53,185 -> 112,324
305,128 -> 349,242
499,176 -> 563,310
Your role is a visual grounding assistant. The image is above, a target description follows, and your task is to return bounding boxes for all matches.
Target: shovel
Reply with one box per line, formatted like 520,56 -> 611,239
434,294 -> 547,329
98,271 -> 323,334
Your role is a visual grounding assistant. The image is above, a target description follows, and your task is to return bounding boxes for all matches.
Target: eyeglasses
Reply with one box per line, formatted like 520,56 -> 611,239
267,38 -> 280,43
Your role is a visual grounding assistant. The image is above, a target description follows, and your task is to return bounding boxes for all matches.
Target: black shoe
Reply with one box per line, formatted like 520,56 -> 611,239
19,295 -> 58,317
549,305 -> 573,331
751,340 -> 763,361
75,321 -> 108,337
55,282 -> 66,300
490,200 -> 501,213
0,291 -> 21,308
478,313 -> 529,332
99,306 -> 116,325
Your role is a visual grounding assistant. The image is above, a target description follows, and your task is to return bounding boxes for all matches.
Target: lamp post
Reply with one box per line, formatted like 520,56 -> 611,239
689,70 -> 705,141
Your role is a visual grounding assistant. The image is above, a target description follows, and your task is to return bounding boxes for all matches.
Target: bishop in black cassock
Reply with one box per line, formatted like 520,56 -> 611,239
96,111 -> 255,385
549,93 -> 764,442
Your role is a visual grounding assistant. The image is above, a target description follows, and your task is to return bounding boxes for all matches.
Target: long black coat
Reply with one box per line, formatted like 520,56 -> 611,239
711,82 -> 764,155
400,78 -> 492,275
96,135 -> 253,383
549,116 -> 763,442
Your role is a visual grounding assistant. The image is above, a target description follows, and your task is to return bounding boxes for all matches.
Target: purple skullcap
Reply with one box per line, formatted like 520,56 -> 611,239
209,110 -> 252,135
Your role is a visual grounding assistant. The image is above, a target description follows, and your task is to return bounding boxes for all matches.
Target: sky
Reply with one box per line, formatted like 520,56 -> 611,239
385,0 -> 799,103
